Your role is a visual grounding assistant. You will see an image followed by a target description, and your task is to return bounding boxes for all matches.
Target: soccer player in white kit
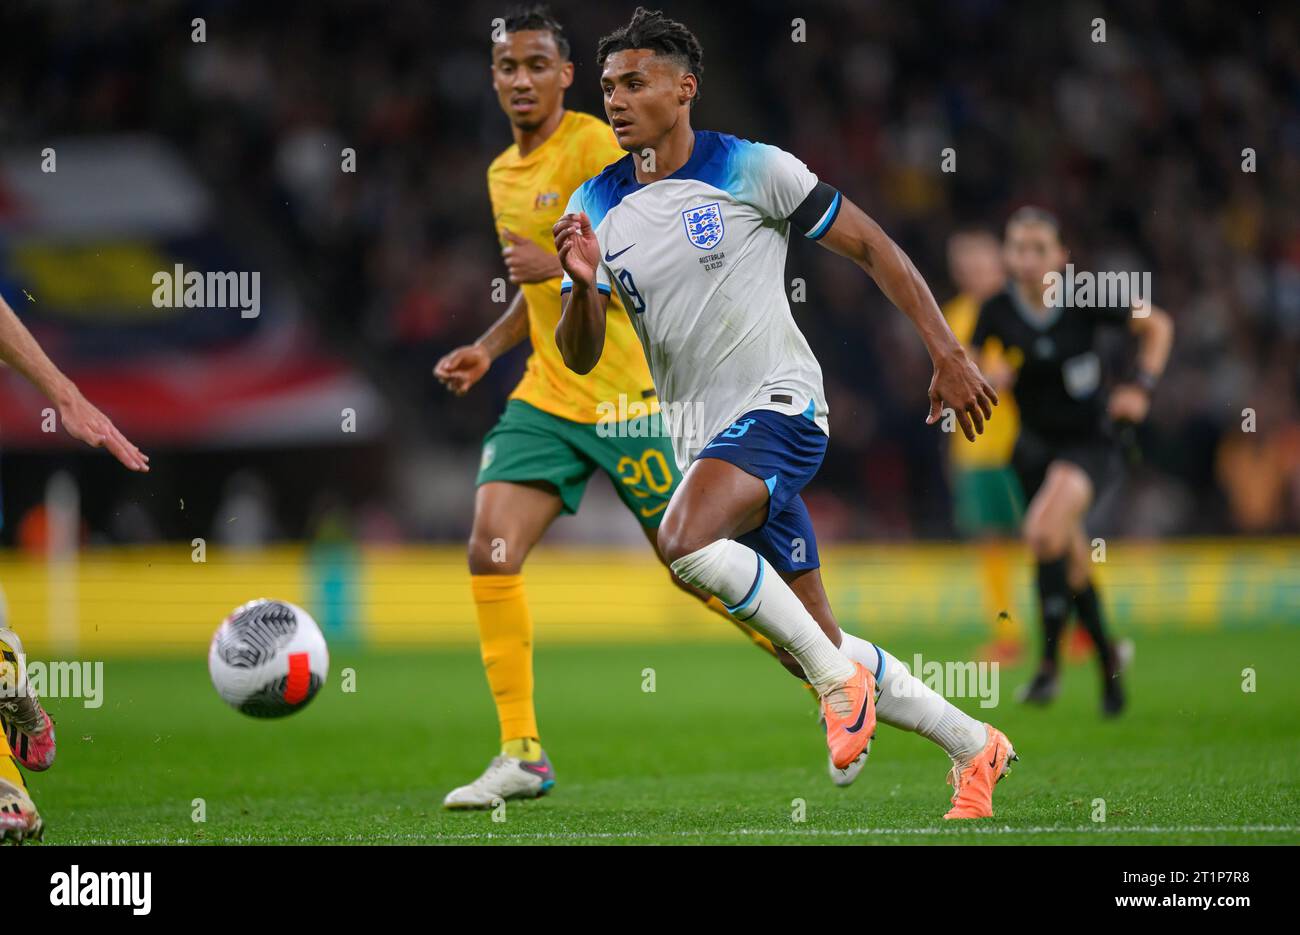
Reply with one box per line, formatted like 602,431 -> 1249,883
554,8 -> 1017,818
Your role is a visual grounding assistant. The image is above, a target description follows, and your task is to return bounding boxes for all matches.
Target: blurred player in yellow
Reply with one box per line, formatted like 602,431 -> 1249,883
0,735 -> 38,843
1,288 -> 150,843
942,230 -> 1023,662
433,5 -> 806,809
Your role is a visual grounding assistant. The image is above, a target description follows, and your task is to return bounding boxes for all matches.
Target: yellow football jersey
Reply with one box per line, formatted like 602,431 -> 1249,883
946,292 -> 1020,467
487,110 -> 656,424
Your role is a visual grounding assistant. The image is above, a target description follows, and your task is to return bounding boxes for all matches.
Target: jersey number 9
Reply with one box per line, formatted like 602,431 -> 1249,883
617,268 -> 647,315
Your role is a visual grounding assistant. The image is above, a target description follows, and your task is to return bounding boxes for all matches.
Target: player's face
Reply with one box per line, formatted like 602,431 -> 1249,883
1003,222 -> 1068,292
491,31 -> 573,131
600,49 -> 695,151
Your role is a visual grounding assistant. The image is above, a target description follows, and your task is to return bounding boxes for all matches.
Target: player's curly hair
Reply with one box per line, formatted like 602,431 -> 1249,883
596,7 -> 704,106
501,3 -> 570,61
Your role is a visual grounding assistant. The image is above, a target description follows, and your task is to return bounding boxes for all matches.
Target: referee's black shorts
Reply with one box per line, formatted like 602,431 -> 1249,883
1011,427 -> 1120,503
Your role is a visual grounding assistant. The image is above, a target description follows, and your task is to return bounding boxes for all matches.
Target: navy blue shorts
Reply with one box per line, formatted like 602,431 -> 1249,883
694,407 -> 827,573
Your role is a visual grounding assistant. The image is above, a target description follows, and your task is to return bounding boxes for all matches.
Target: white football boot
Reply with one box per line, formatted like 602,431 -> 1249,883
0,775 -> 43,844
442,750 -> 556,809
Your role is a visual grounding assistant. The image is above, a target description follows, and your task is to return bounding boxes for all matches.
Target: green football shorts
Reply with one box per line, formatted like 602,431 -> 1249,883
953,465 -> 1026,537
476,400 -> 679,527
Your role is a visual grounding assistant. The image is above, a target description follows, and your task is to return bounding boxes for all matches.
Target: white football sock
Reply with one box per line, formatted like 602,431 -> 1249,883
670,540 -> 855,693
838,632 -> 883,676
839,633 -> 986,761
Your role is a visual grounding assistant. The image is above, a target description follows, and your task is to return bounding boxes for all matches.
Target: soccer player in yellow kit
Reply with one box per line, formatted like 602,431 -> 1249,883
0,288 -> 150,843
942,230 -> 1023,662
434,5 -> 799,809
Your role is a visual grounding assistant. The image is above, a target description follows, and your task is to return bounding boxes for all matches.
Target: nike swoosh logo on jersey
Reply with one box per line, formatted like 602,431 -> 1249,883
702,442 -> 740,450
639,502 -> 669,518
604,243 -> 636,261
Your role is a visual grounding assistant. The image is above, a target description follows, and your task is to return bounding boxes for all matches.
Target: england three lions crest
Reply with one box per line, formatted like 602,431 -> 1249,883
682,202 -> 724,250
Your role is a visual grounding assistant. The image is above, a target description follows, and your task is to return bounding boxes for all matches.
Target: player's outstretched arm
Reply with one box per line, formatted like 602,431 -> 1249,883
553,211 -> 609,374
1109,303 -> 1174,423
0,292 -> 149,471
434,290 -> 529,396
816,198 -> 998,441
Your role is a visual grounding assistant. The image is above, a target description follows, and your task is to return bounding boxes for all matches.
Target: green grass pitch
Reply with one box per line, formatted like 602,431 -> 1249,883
30,628 -> 1300,845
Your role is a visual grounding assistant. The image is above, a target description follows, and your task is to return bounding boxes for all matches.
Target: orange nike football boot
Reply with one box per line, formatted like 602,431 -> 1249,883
943,723 -> 1018,819
821,662 -> 876,770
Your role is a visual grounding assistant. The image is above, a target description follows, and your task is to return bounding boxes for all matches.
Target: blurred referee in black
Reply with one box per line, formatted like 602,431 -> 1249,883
969,208 -> 1173,715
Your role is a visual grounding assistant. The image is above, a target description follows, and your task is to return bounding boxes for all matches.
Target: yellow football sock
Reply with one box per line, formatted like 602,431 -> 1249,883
471,574 -> 538,746
981,541 -> 1020,642
0,655 -> 25,787
501,737 -> 544,762
0,735 -> 24,788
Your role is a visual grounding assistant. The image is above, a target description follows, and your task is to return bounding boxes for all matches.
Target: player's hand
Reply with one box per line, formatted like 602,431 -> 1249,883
57,386 -> 149,471
552,212 -> 599,289
434,344 -> 491,396
502,229 -> 563,284
927,348 -> 998,442
1107,384 -> 1150,423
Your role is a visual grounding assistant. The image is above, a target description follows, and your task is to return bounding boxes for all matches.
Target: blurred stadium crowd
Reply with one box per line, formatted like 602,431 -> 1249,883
2,0 -> 1299,544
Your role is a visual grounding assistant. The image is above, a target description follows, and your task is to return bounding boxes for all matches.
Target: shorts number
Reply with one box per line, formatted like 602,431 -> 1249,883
721,418 -> 756,439
617,449 -> 674,498
617,268 -> 647,315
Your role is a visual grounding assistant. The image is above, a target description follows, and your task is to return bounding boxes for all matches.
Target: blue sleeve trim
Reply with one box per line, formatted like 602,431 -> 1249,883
560,282 -> 611,296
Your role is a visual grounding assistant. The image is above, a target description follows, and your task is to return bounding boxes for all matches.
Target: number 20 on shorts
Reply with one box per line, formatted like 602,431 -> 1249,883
617,449 -> 674,499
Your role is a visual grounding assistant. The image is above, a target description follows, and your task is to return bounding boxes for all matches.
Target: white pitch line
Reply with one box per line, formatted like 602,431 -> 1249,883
57,824 -> 1300,845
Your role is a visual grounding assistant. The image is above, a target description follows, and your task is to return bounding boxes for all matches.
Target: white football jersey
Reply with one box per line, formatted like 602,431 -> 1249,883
561,131 -> 839,470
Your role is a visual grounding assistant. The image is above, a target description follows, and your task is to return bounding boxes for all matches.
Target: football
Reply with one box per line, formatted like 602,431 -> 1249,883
208,599 -> 329,718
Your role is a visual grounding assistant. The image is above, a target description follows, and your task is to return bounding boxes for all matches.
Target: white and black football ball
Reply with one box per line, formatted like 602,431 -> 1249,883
208,599 -> 328,717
